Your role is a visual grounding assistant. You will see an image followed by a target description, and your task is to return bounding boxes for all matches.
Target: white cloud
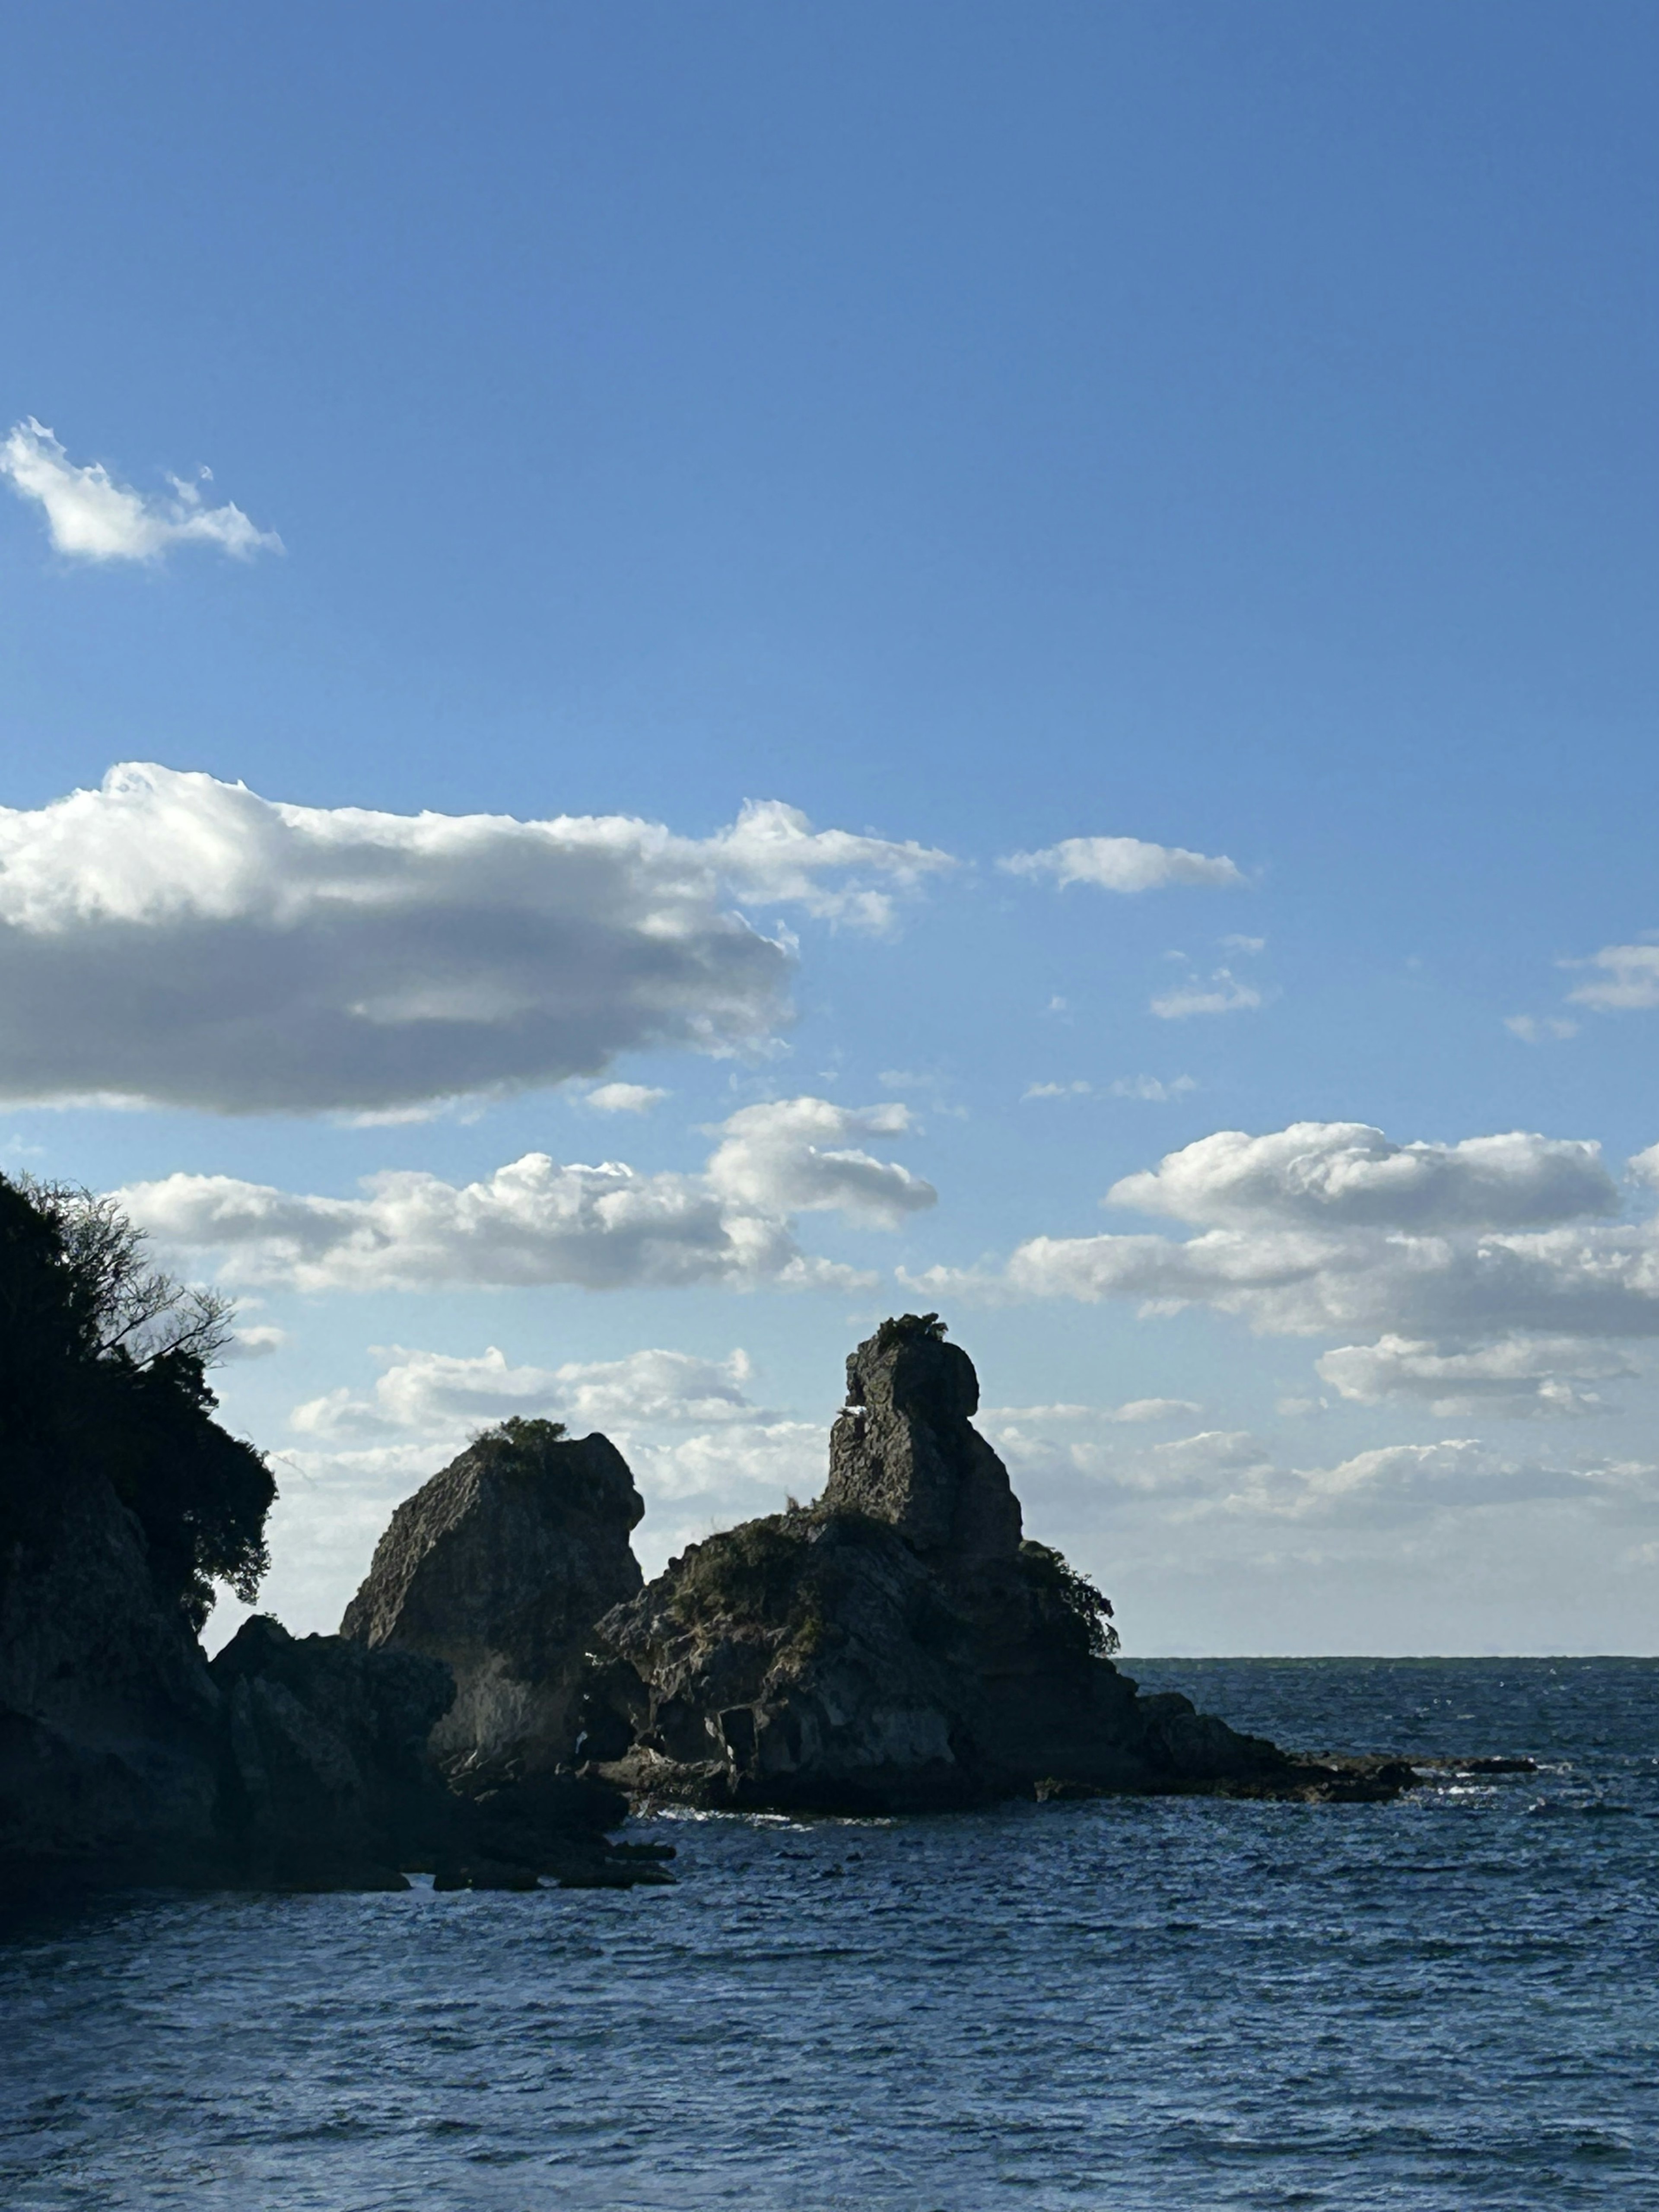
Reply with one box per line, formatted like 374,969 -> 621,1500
1316,1334 -> 1633,1419
709,800 -> 954,929
1565,942 -> 1659,1012
585,1082 -> 669,1115
1149,968 -> 1264,1019
999,836 -> 1243,893
293,1344 -> 765,1440
906,1118 -> 1659,1424
982,1396 -> 1201,1427
121,1095 -> 928,1294
1106,1122 -> 1618,1230
1506,1014 -> 1579,1044
705,1097 -> 936,1227
222,1322 -> 288,1362
0,765 -> 951,1114
995,1415 -> 1659,1526
1,418 -> 282,563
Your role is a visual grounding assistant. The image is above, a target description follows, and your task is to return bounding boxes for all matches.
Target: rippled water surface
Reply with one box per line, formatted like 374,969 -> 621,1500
5,1659 -> 1658,2210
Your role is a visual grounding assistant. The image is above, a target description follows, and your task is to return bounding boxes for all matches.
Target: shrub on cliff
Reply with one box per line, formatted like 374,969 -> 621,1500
0,1174 -> 274,1628
1018,1540 -> 1121,1658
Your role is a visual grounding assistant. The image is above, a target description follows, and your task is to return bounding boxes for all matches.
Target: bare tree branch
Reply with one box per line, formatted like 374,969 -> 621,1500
18,1179 -> 238,1368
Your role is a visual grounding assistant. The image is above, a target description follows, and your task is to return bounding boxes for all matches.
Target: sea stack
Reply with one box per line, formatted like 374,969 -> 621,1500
586,1314 -> 1337,1810
340,1417 -> 645,1774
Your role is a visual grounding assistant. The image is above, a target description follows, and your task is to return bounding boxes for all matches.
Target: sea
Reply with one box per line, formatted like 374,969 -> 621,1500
3,1658 -> 1656,2212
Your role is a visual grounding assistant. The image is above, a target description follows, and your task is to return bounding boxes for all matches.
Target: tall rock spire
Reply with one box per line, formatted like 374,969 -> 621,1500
821,1313 -> 1022,1569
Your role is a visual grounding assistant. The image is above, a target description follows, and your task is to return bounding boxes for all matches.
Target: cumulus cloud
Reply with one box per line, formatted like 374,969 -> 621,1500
222,1322 -> 288,1362
1316,1334 -> 1633,1420
999,836 -> 1243,893
1106,1123 -> 1619,1230
907,1117 -> 1659,1421
709,801 -> 953,928
121,1095 -> 930,1294
1,419 -> 282,563
293,1344 -> 765,1440
0,765 -> 951,1114
706,1098 -> 936,1227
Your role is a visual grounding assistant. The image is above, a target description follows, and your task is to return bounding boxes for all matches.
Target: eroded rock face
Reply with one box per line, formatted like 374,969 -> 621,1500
590,1317 -> 1311,1811
340,1420 -> 644,1773
823,1313 -> 1022,1568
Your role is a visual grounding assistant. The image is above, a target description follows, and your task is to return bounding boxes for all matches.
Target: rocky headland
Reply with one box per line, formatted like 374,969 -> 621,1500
0,1175 -> 658,1907
2,1157 -> 1415,1909
581,1316 -> 1411,1810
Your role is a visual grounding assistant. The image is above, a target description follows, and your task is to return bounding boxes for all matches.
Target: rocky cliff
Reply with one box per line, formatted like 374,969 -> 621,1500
1,1454 -> 226,1895
0,1174 -> 656,1904
340,1417 -> 645,1774
588,1316 -> 1399,1810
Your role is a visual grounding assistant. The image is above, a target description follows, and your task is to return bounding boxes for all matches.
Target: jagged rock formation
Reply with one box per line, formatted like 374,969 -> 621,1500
589,1316 -> 1401,1811
823,1313 -> 1021,1566
208,1617 -> 661,1891
340,1418 -> 645,1774
0,1172 -> 660,1902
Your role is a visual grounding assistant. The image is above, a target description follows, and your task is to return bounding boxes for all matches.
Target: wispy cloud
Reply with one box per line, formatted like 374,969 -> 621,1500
1023,1074 -> 1196,1102
0,418 -> 282,563
1149,967 -> 1263,1019
1506,1014 -> 1579,1044
1564,941 -> 1659,1012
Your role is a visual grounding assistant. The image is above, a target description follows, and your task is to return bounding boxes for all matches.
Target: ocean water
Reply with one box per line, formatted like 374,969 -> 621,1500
4,1658 -> 1657,2212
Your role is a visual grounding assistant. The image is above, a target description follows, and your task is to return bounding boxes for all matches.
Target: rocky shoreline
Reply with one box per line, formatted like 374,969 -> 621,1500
3,1223 -> 1434,1906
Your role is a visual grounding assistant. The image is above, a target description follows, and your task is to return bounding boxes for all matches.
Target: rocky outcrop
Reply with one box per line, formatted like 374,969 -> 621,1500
340,1418 -> 644,1774
588,1316 -> 1399,1811
210,1616 -> 457,1890
206,1617 -> 664,1891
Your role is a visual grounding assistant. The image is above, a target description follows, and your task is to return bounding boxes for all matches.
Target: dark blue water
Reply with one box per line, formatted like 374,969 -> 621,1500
4,1659 -> 1657,2210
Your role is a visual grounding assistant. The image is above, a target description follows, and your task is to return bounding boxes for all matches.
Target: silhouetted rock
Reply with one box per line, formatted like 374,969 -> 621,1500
0,1456 -> 224,1897
340,1418 -> 645,1774
590,1316 -> 1383,1812
209,1615 -> 456,1890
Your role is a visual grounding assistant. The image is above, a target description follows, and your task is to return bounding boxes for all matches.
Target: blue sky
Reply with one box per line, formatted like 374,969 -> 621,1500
5,2 -> 1659,1653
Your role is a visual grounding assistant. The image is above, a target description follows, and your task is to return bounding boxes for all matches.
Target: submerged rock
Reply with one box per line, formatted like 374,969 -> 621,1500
588,1316 -> 1354,1812
340,1418 -> 644,1774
